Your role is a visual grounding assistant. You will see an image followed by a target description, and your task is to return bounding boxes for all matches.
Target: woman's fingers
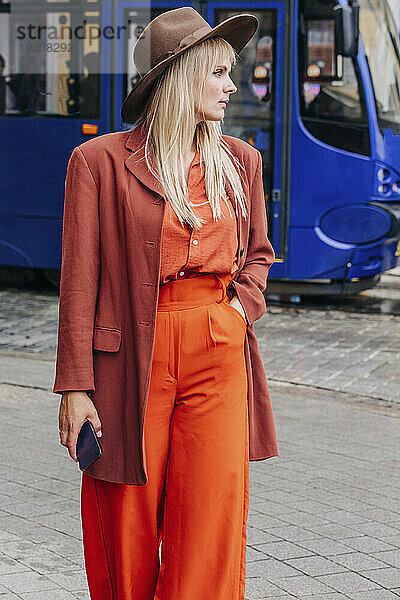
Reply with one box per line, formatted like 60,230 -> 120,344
58,392 -> 102,464
58,420 -> 68,447
58,412 -> 69,445
58,419 -> 79,462
66,424 -> 79,463
90,413 -> 103,438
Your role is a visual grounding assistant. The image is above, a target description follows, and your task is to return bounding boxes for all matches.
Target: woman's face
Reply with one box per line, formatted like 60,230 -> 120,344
196,61 -> 237,122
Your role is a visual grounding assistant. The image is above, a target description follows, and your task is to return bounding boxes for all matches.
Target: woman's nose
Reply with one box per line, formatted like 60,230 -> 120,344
225,79 -> 237,94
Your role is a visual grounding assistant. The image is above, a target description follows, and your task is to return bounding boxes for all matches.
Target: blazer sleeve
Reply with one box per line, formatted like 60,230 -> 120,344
53,147 -> 100,394
227,150 -> 275,325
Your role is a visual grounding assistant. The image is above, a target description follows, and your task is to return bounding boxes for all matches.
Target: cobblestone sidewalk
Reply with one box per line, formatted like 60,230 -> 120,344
261,306 -> 400,405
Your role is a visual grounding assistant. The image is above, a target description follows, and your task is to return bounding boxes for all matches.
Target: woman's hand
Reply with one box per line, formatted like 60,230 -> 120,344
229,295 -> 247,324
58,391 -> 102,463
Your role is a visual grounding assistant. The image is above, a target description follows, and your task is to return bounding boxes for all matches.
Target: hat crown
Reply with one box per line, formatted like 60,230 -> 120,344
121,8 -> 258,123
134,7 -> 212,75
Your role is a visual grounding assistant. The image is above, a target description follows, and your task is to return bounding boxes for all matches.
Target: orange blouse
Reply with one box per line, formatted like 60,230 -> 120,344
160,149 -> 239,284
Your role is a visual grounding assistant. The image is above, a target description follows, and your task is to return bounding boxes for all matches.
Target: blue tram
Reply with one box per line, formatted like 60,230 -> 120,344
0,0 -> 399,293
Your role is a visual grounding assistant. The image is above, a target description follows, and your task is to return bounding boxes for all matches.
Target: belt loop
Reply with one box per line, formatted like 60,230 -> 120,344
214,273 -> 231,303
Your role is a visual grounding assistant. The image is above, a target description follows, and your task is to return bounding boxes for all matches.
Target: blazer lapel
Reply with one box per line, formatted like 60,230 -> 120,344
124,123 -> 166,199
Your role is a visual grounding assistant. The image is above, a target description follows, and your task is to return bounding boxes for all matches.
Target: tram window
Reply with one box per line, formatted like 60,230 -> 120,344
0,4 -> 101,118
298,0 -> 370,156
358,0 -> 400,136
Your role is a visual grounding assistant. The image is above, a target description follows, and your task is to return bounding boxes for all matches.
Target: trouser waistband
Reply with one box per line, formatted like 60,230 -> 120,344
157,273 -> 233,310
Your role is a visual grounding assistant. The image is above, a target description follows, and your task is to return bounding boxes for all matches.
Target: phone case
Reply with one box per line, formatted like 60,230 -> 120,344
76,420 -> 103,471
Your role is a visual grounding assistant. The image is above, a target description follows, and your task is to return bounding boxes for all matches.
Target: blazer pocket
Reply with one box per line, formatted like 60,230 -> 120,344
93,326 -> 122,352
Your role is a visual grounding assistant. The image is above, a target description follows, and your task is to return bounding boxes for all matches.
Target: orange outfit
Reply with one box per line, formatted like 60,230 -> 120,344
81,273 -> 249,599
160,149 -> 239,283
81,153 -> 250,599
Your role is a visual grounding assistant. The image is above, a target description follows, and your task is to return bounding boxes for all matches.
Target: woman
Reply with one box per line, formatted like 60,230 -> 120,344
53,6 -> 279,599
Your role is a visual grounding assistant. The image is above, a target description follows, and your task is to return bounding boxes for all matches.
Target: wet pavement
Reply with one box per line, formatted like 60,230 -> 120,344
0,267 -> 399,598
268,267 -> 400,316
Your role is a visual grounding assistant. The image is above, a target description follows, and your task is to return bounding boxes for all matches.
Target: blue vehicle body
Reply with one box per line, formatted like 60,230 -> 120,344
284,13 -> 400,285
0,0 -> 399,292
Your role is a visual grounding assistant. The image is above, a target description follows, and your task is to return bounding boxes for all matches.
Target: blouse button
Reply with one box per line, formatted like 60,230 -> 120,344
192,239 -> 198,245
179,271 -> 185,276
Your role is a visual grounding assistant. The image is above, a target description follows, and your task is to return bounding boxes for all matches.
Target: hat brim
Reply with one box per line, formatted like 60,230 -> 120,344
121,13 -> 258,123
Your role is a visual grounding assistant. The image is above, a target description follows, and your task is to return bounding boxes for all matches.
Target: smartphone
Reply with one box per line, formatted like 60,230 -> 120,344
76,420 -> 103,471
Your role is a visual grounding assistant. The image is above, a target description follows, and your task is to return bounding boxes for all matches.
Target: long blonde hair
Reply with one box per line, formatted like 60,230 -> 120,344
133,36 -> 248,229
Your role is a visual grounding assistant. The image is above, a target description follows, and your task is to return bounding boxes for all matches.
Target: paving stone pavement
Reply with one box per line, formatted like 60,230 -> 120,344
0,272 -> 399,599
259,307 -> 400,405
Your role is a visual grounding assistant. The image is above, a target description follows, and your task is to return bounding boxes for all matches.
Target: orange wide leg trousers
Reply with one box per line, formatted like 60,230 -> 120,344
80,273 -> 250,600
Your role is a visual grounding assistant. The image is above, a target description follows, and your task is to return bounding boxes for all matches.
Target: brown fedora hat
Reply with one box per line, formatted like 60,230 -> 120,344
121,6 -> 258,123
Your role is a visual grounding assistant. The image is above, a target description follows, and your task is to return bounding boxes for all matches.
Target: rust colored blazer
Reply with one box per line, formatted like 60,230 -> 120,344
53,122 -> 279,485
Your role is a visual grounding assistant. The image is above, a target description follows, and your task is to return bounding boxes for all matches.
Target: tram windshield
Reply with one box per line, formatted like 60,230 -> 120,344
298,0 -> 370,155
358,0 -> 400,134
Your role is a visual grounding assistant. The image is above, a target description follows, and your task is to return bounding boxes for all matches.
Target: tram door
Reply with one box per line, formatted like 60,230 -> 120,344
209,2 -> 285,257
115,1 -> 192,133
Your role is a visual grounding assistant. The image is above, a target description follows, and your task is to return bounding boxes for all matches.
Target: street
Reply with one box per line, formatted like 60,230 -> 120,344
0,269 -> 399,599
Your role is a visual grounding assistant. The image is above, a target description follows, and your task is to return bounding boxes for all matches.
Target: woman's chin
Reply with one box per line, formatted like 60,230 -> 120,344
206,112 -> 225,122
195,110 -> 225,123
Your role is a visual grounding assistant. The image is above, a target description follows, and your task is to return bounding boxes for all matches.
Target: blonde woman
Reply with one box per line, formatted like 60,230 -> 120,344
54,7 -> 278,599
